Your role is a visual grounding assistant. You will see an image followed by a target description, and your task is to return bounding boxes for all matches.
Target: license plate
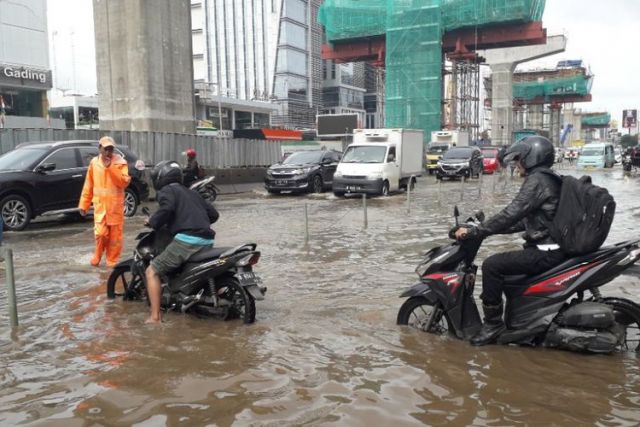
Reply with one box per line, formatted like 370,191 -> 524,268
276,180 -> 288,185
346,185 -> 360,191
446,170 -> 457,175
237,271 -> 257,285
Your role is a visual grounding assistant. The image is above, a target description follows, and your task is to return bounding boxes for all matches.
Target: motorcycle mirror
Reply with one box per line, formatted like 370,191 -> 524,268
475,210 -> 485,223
453,205 -> 460,226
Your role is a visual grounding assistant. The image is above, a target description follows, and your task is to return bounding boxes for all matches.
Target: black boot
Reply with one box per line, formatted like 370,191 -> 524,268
470,303 -> 505,346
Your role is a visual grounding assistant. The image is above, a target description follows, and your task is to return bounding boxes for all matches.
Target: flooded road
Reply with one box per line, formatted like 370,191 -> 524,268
1,166 -> 640,425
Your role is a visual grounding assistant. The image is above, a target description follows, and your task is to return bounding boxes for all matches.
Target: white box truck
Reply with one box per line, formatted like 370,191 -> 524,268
332,128 -> 423,196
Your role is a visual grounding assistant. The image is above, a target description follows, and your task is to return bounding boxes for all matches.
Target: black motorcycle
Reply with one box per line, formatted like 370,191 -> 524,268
397,207 -> 640,353
107,209 -> 265,323
188,175 -> 219,202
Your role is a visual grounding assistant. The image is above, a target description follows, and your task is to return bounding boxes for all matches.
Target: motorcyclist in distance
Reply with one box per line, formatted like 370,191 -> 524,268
454,136 -> 565,346
183,148 -> 200,187
145,160 -> 219,324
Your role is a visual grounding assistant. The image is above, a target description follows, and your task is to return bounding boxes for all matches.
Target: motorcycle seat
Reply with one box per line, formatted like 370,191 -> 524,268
187,247 -> 232,263
503,245 -> 622,287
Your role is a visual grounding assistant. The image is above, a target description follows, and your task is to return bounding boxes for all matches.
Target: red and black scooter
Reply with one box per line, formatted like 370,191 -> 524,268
397,207 -> 640,354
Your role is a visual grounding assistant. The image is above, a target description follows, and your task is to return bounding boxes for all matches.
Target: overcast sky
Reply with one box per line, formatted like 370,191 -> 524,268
47,0 -> 639,122
525,0 -> 640,125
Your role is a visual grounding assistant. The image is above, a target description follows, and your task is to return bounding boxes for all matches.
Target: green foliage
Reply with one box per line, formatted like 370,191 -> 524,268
620,134 -> 638,148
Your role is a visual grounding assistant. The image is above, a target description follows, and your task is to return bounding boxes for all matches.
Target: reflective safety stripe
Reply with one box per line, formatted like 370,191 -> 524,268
537,244 -> 560,251
94,187 -> 124,197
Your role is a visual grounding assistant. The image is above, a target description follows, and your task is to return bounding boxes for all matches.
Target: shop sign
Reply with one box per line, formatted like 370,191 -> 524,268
0,64 -> 52,89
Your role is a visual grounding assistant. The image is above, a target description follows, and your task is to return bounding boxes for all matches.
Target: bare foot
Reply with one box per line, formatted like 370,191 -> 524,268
145,317 -> 162,325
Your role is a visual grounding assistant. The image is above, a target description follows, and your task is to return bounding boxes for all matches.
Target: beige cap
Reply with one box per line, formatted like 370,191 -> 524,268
99,136 -> 116,148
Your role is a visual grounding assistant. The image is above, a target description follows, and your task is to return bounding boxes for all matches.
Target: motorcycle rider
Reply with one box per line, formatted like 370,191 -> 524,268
455,136 -> 565,345
183,148 -> 201,187
145,160 -> 219,324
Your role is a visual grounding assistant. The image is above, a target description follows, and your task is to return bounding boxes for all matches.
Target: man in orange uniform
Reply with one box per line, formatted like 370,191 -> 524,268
79,136 -> 131,267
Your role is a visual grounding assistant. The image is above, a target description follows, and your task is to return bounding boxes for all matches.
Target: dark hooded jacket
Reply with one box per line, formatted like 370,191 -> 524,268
475,166 -> 561,246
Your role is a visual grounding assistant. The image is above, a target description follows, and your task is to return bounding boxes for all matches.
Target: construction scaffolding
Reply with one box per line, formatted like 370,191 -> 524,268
318,0 -> 546,140
446,55 -> 482,141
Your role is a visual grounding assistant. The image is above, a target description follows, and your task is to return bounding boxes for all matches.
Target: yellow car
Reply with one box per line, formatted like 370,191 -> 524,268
426,143 -> 451,174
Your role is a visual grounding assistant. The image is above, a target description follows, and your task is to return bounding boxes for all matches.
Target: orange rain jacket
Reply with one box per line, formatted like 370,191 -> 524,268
79,155 -> 131,225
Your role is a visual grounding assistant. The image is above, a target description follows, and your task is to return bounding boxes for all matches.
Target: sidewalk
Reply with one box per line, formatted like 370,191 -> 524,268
217,182 -> 264,195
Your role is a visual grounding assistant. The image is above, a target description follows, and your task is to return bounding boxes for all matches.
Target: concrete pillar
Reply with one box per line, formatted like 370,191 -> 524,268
549,106 -> 562,146
490,63 -> 515,146
93,0 -> 195,133
528,104 -> 544,129
482,35 -> 566,146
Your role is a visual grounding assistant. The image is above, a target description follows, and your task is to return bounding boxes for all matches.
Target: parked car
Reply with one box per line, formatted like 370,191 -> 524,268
425,142 -> 451,174
0,140 -> 149,231
435,146 -> 483,180
264,150 -> 341,194
480,146 -> 501,174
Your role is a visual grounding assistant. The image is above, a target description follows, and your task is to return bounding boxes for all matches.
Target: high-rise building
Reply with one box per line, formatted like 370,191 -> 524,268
191,0 -> 323,131
321,60 -> 366,127
0,0 -> 53,128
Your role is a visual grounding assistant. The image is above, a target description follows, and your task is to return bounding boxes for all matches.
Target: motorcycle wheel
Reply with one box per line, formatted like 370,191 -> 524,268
217,276 -> 256,324
107,264 -> 147,301
205,184 -> 218,202
397,297 -> 451,334
601,297 -> 640,352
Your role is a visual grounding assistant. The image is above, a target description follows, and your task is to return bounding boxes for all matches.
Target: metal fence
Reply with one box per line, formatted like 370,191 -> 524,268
0,129 -> 282,168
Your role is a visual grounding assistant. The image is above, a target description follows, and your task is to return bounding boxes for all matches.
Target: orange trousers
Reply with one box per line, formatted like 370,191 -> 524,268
91,220 -> 124,267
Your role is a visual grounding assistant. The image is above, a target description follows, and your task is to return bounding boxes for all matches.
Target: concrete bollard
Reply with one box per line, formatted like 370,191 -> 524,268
304,203 -> 309,245
459,177 -> 465,202
478,172 -> 483,197
362,194 -> 368,229
438,179 -> 442,205
5,248 -> 18,328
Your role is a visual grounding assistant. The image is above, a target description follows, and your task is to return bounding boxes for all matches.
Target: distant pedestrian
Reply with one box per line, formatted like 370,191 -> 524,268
78,136 -> 131,267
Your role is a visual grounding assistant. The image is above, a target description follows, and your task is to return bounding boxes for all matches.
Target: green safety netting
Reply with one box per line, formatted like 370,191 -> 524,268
318,0 -> 546,140
582,114 -> 610,127
513,75 -> 591,100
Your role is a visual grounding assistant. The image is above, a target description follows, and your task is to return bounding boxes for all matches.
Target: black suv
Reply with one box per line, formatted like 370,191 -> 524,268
435,146 -> 483,180
0,140 -> 149,231
265,150 -> 341,194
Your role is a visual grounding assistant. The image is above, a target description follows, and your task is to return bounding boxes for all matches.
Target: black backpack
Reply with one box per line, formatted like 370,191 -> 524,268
543,172 -> 616,256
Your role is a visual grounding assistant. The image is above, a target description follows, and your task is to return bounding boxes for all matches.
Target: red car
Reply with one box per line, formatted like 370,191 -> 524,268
481,147 -> 501,174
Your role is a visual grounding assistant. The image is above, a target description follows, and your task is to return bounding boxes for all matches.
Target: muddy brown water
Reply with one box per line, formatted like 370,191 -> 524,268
1,167 -> 639,425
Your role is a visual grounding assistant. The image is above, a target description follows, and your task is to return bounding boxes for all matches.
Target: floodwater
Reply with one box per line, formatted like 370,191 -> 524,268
1,165 -> 640,426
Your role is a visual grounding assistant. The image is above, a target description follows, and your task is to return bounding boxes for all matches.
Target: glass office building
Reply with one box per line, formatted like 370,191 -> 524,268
191,0 -> 323,130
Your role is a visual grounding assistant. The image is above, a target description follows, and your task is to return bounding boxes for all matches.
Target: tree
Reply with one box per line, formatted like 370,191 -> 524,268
620,134 -> 638,148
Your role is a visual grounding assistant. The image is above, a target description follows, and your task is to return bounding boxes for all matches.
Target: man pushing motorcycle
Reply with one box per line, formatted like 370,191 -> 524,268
145,160 -> 219,324
455,136 -> 565,345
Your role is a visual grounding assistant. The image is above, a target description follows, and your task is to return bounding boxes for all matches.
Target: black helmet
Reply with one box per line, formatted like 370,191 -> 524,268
503,136 -> 555,171
151,160 -> 183,190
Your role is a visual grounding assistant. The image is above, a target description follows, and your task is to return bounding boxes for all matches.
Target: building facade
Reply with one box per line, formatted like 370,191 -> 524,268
0,0 -> 52,128
191,0 -> 323,131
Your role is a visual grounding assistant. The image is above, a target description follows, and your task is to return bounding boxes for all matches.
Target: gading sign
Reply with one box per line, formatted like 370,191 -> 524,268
0,65 -> 52,90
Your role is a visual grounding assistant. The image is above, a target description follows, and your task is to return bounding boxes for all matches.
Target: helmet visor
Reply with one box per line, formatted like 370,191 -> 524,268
503,143 -> 531,164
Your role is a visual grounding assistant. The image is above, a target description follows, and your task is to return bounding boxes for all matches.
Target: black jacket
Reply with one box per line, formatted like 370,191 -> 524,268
183,159 -> 200,186
149,183 -> 219,239
476,167 -> 561,246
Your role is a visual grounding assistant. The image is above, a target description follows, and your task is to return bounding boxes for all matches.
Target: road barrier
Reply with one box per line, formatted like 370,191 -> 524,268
4,248 -> 17,328
362,194 -> 368,229
0,128 -> 282,168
